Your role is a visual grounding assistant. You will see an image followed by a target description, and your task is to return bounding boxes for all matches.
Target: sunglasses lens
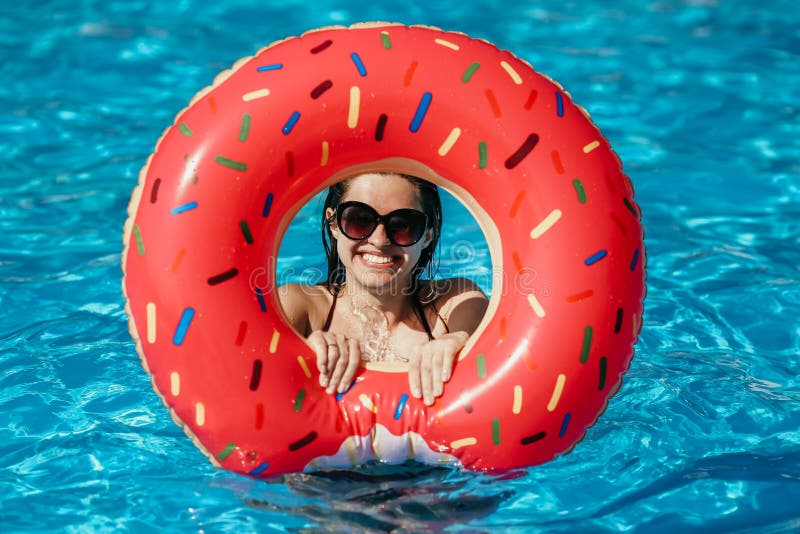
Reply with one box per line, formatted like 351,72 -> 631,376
340,204 -> 377,240
386,211 -> 426,246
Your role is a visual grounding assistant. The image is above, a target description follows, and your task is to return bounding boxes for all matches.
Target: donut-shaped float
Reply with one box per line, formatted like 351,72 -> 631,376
122,23 -> 645,476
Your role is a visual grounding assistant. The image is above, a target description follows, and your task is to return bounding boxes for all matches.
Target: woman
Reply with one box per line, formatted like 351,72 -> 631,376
279,172 -> 488,406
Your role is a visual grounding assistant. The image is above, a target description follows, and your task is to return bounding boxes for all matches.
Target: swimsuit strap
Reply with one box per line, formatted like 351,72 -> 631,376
321,290 -> 338,332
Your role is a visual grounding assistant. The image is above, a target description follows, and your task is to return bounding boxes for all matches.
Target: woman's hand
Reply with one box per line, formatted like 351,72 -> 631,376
408,331 -> 469,406
307,331 -> 362,394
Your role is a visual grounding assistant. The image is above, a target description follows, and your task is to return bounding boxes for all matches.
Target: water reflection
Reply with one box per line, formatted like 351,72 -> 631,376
244,462 -> 516,531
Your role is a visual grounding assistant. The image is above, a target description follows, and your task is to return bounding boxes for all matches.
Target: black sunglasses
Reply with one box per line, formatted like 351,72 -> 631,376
336,201 -> 429,247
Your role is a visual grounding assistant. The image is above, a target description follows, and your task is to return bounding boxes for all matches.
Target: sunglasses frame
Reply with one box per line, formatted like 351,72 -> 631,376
335,201 -> 429,247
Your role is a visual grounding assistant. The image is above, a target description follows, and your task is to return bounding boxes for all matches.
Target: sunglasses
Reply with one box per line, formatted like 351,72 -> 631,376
336,201 -> 429,247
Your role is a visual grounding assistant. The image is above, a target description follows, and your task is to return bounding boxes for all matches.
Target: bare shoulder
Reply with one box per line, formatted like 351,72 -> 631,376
278,283 -> 333,335
425,278 -> 488,335
428,278 -> 487,304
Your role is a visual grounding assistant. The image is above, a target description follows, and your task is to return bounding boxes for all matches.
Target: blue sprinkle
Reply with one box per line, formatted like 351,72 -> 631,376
172,307 -> 195,345
556,91 -> 564,117
255,288 -> 267,312
584,249 -> 608,266
350,52 -> 367,76
393,393 -> 409,420
559,412 -> 571,437
409,92 -> 432,133
335,380 -> 356,401
282,111 -> 300,135
170,201 -> 198,215
262,192 -> 274,217
249,462 -> 270,475
630,248 -> 640,271
257,63 -> 283,72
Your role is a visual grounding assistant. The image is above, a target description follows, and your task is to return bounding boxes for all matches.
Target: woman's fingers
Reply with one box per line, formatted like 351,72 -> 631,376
337,338 -> 361,393
326,335 -> 349,394
408,349 -> 422,400
307,332 -> 331,387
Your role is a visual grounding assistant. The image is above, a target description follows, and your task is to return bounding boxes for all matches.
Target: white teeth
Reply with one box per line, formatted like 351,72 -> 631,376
362,253 -> 393,265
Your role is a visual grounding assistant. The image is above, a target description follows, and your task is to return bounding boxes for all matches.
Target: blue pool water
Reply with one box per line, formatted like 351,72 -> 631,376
2,1 -> 799,531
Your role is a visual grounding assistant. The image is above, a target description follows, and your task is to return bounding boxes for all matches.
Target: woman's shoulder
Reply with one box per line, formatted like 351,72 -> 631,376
278,283 -> 335,334
424,277 -> 487,303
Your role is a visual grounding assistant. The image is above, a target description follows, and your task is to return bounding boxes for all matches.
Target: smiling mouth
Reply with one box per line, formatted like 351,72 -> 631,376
358,252 -> 399,268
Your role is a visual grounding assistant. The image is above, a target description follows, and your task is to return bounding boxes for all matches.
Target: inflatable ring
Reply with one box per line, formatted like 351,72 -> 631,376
123,23 -> 645,476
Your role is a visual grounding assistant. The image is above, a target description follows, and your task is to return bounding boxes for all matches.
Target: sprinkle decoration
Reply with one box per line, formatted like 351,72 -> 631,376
123,24 -> 644,477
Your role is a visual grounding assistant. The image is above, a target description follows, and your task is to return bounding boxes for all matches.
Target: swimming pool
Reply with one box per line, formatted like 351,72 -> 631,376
2,1 -> 799,531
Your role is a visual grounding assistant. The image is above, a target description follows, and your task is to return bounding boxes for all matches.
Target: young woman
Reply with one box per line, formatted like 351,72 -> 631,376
279,172 -> 488,406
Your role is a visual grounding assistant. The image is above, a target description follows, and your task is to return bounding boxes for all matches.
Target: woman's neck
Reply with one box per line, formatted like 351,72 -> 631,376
340,280 -> 416,326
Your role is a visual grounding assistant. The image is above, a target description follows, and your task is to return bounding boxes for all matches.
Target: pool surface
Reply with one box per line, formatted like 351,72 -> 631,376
2,1 -> 799,531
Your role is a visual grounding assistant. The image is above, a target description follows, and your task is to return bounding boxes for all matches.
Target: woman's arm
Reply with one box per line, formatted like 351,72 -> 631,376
408,279 -> 489,405
278,284 -> 362,394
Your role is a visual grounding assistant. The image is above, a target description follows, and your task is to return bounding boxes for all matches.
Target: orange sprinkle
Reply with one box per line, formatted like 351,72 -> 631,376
485,89 -> 501,118
524,89 -> 538,110
567,290 -> 594,302
404,60 -> 419,87
235,321 -> 248,346
255,403 -> 264,430
524,349 -> 537,371
511,251 -> 523,273
499,316 -> 507,342
509,191 -> 525,218
209,96 -> 218,115
171,248 -> 186,272
551,150 -> 565,174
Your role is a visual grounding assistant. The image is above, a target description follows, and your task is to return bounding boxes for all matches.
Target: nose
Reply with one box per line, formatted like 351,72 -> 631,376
367,222 -> 391,247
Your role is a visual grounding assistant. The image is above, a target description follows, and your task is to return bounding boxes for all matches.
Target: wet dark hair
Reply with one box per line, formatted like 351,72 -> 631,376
321,173 -> 442,299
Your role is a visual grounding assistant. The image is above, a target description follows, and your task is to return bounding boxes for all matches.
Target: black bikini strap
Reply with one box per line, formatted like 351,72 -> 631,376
322,291 -> 338,332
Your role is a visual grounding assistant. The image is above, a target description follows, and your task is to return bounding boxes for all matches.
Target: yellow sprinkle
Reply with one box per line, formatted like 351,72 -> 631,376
513,385 -> 522,414
346,440 -> 358,465
438,127 -> 461,156
583,140 -> 601,153
196,402 -> 205,426
435,38 -> 459,50
547,374 -> 566,412
170,372 -> 180,396
321,140 -> 329,166
530,209 -> 562,239
500,61 -> 522,85
146,302 -> 156,343
242,88 -> 270,101
527,293 -> 546,318
297,355 -> 311,379
359,394 -> 377,413
348,86 -> 360,128
269,329 -> 280,353
451,437 -> 477,449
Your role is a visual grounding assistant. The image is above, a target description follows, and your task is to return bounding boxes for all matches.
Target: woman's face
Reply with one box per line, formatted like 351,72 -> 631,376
329,173 -> 433,293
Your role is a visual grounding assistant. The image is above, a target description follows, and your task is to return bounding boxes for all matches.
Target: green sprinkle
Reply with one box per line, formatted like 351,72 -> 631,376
240,220 -> 253,244
478,141 -> 487,169
623,197 -> 638,217
477,354 -> 486,379
178,122 -> 192,137
215,155 -> 247,171
462,62 -> 480,83
132,224 -> 144,256
380,31 -> 392,49
580,325 -> 593,363
492,418 -> 501,445
238,113 -> 251,142
217,442 -> 237,460
573,178 -> 587,203
294,389 -> 306,412
599,356 -> 608,390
